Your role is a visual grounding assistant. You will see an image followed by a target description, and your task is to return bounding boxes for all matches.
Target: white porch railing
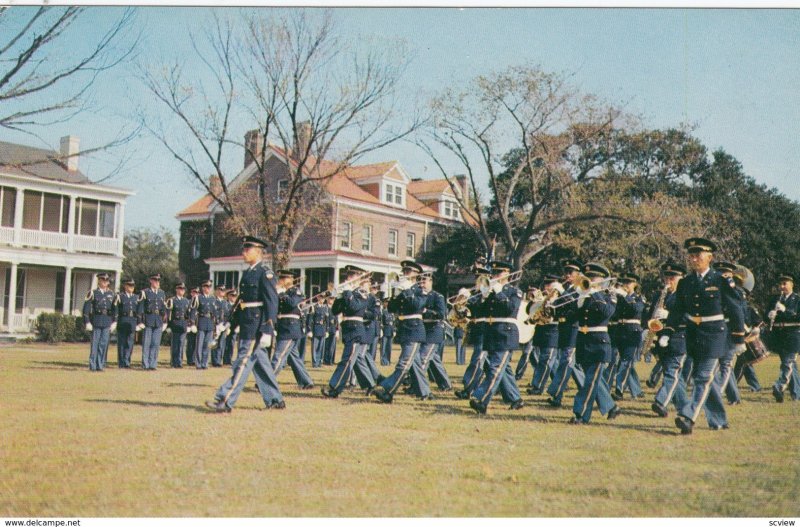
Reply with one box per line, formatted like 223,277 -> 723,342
2,228 -> 121,255
0,226 -> 13,244
73,234 -> 121,255
19,228 -> 69,251
9,312 -> 37,332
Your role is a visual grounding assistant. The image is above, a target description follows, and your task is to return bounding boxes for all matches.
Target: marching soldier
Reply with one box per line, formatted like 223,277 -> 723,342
308,293 -> 331,368
115,278 -> 139,368
206,236 -> 284,412
186,287 -> 200,366
323,296 -> 339,365
82,272 -> 116,371
526,275 -> 562,395
568,262 -> 621,424
355,281 -> 382,389
733,293 -> 764,392
137,274 -> 167,370
222,289 -> 238,365
297,310 -> 308,363
451,302 -> 465,366
192,280 -> 218,369
469,261 -> 524,414
661,238 -> 746,434
455,264 -> 490,399
380,298 -> 395,365
212,284 -> 231,367
612,273 -> 646,401
167,282 -> 191,368
713,261 -> 744,405
514,285 -> 541,382
767,273 -> 800,402
419,273 -> 452,393
272,270 -> 315,389
367,283 -> 382,362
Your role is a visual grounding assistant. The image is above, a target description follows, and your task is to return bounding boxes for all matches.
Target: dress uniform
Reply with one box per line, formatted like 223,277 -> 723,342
514,286 -> 540,382
366,287 -> 382,362
768,273 -> 800,403
380,300 -> 395,365
373,261 -> 431,403
469,261 -> 524,414
358,289 -> 383,386
733,300 -> 763,392
664,238 -> 746,434
208,236 -> 284,412
186,287 -> 199,365
82,272 -> 116,371
272,270 -> 314,389
546,259 -> 587,407
713,261 -> 744,405
324,297 -> 339,365
115,278 -> 139,368
419,276 -> 452,392
612,273 -> 646,400
568,262 -> 621,424
309,298 -> 330,368
167,283 -> 191,368
322,266 -> 373,398
296,311 -> 308,363
527,275 -> 562,394
650,262 -> 691,418
452,318 -> 465,366
212,285 -> 231,367
193,281 -> 218,369
137,274 -> 167,370
222,290 -> 239,365
455,265 -> 490,399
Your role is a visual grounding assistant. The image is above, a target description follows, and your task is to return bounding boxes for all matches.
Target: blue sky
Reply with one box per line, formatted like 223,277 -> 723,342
4,7 -> 800,235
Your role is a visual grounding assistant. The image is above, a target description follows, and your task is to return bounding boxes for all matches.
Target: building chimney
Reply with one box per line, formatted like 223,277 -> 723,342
60,135 -> 80,172
209,174 -> 222,196
293,121 -> 312,161
454,174 -> 469,207
244,129 -> 263,169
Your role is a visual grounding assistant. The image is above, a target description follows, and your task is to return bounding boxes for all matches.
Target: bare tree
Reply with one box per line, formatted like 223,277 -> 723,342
139,10 -> 422,268
0,6 -> 139,181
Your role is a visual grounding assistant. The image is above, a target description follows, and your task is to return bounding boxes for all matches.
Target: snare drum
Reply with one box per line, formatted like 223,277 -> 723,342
741,336 -> 770,365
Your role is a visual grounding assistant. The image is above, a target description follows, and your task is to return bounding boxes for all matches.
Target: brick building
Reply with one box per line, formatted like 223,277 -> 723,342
176,130 -> 466,297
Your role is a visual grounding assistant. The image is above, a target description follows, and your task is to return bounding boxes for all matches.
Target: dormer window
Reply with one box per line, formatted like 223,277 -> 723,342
384,183 -> 405,207
441,200 -> 460,220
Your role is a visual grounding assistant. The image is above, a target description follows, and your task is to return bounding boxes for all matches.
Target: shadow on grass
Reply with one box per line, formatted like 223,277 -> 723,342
164,382 -> 215,388
31,360 -> 87,371
85,397 -> 223,414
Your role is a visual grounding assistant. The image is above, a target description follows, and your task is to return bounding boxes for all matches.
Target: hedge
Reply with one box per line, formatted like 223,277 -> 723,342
36,313 -> 89,343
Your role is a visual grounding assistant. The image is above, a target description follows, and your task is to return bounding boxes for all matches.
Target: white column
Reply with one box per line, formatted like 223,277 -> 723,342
115,202 -> 125,257
67,195 -> 76,252
12,188 -> 23,246
62,266 -> 73,314
7,262 -> 17,332
332,265 -> 340,287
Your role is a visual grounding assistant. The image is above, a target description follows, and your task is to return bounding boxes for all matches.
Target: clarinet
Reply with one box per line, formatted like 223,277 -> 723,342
643,285 -> 670,356
769,296 -> 784,331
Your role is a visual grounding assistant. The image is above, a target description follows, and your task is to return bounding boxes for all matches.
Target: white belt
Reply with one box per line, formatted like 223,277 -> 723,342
619,319 -> 642,325
578,326 -> 608,333
685,314 -> 724,325
240,301 -> 263,308
342,316 -> 364,322
277,314 -> 300,319
540,321 -> 559,326
774,322 -> 800,328
471,318 -> 487,323
398,314 -> 422,321
487,317 -> 518,324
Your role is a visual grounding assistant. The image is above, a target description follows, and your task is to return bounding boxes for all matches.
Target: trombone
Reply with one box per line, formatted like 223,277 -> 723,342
462,270 -> 524,302
298,271 -> 372,311
547,275 -> 617,309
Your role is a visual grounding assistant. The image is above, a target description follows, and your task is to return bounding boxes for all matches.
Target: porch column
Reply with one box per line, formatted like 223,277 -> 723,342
7,262 -> 17,332
332,265 -> 341,287
67,195 -> 76,252
62,266 -> 73,314
115,202 -> 125,257
12,188 -> 23,246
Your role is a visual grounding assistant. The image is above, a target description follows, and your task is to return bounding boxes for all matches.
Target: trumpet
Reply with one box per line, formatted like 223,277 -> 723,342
298,271 -> 371,311
548,276 -> 618,309
463,271 -> 524,302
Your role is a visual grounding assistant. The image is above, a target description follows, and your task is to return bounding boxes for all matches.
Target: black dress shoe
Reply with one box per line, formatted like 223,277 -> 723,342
568,416 -> 585,425
611,390 -> 623,401
321,386 -> 338,398
546,397 -> 561,408
469,399 -> 487,415
454,389 -> 470,400
710,424 -> 729,430
509,399 -> 525,410
205,400 -> 231,413
675,415 -> 693,435
269,400 -> 286,410
376,374 -> 386,384
526,387 -> 541,395
607,405 -> 621,420
773,386 -> 784,403
373,387 -> 393,404
645,379 -> 656,389
418,393 -> 436,401
301,384 -> 316,390
651,402 -> 668,417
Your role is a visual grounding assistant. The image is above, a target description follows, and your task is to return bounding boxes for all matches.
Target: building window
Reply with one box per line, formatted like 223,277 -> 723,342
277,180 -> 289,201
442,200 -> 460,219
0,187 -> 16,228
21,190 -> 70,232
213,271 -> 239,289
75,198 -> 116,238
406,232 -> 416,258
340,221 -> 352,250
384,183 -> 404,207
55,271 -> 65,312
388,229 -> 398,256
362,224 -> 372,253
192,236 -> 202,259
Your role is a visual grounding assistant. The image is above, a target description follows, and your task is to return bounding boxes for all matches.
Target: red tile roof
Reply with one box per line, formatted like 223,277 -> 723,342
408,179 -> 453,195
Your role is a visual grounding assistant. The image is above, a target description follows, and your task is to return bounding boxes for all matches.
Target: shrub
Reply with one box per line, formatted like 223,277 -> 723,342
36,313 -> 89,343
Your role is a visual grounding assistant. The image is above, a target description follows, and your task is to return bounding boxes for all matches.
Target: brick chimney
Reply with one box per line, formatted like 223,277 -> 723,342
209,174 -> 222,196
454,174 -> 469,207
293,121 -> 312,161
244,129 -> 263,169
60,135 -> 80,172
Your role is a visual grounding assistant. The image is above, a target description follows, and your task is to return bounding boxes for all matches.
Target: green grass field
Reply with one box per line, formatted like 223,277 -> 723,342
1,342 -> 798,517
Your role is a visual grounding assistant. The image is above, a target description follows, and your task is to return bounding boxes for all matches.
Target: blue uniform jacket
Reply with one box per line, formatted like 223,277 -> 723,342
381,309 -> 395,338
193,294 -> 218,332
767,292 -> 800,353
332,289 -> 368,344
648,289 -> 686,357
168,296 -> 192,332
234,261 -> 278,340
572,291 -> 617,364
553,284 -> 580,349
83,288 -> 116,328
614,292 -> 645,349
532,318 -> 559,349
309,303 -> 330,338
277,287 -> 304,341
664,268 -> 745,359
466,294 -> 486,345
215,297 -> 231,324
422,290 -> 447,345
137,288 -> 167,328
387,284 -> 428,344
481,283 -> 521,352
115,291 -> 139,332
362,294 -> 381,341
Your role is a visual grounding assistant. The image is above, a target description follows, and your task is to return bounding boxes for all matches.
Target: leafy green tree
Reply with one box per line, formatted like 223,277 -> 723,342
122,228 -> 180,293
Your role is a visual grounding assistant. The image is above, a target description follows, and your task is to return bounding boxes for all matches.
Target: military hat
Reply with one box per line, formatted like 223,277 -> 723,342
226,288 -> 238,296
526,284 -> 538,292
660,261 -> 686,276
713,261 -> 737,273
400,260 -> 423,274
175,282 -> 186,289
684,237 -> 717,253
122,278 -> 136,286
96,272 -> 110,280
241,235 -> 268,249
618,272 -> 640,284
190,287 -> 199,294
343,264 -> 366,275
542,274 -> 561,284
489,261 -> 513,274
583,262 -> 610,278
216,284 -> 226,291
276,269 -> 296,279
562,259 -> 584,272
778,273 -> 795,283
149,273 -> 162,281
473,265 -> 491,276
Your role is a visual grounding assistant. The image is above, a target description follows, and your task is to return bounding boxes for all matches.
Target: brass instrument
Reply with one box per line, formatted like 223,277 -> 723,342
548,276 -> 617,309
464,271 -> 522,302
298,271 -> 371,311
642,285 -> 670,354
526,287 -> 561,325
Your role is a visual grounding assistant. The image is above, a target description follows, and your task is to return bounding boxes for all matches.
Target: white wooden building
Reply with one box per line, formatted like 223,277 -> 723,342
0,137 -> 133,333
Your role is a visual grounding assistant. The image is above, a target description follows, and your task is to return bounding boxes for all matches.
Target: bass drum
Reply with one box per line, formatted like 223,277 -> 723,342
517,299 -> 536,345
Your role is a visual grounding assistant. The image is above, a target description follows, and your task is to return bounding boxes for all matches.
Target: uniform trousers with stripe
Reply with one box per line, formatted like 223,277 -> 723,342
774,351 -> 800,399
654,354 -> 690,411
547,347 -> 585,404
529,347 -> 558,393
421,342 -> 452,390
461,335 -> 486,395
472,349 -> 519,407
89,327 -> 111,371
717,345 -> 741,404
272,338 -> 314,387
141,326 -> 162,369
679,355 -> 727,428
615,344 -> 644,397
514,340 -> 537,381
213,339 -> 283,408
572,360 -> 613,423
195,329 -> 213,369
379,342 -> 428,397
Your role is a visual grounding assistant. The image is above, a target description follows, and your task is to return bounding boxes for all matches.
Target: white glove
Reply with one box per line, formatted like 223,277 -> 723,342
216,324 -> 225,334
325,332 -> 329,338
734,343 -> 747,354
653,308 -> 669,320
306,331 -> 312,338
109,322 -> 117,333
750,327 -> 760,337
336,330 -> 339,339
479,284 -> 491,298
189,325 -> 197,334
614,287 -> 627,297
85,323 -> 93,331
553,282 -> 565,294
135,323 -> 145,332
225,328 -> 231,336
768,310 -> 777,320
234,326 -> 240,334
658,335 -> 670,348
577,296 -> 586,308
161,323 -> 168,332
491,282 -> 503,294
165,326 -> 171,334
259,333 -> 272,349
776,302 -> 786,312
